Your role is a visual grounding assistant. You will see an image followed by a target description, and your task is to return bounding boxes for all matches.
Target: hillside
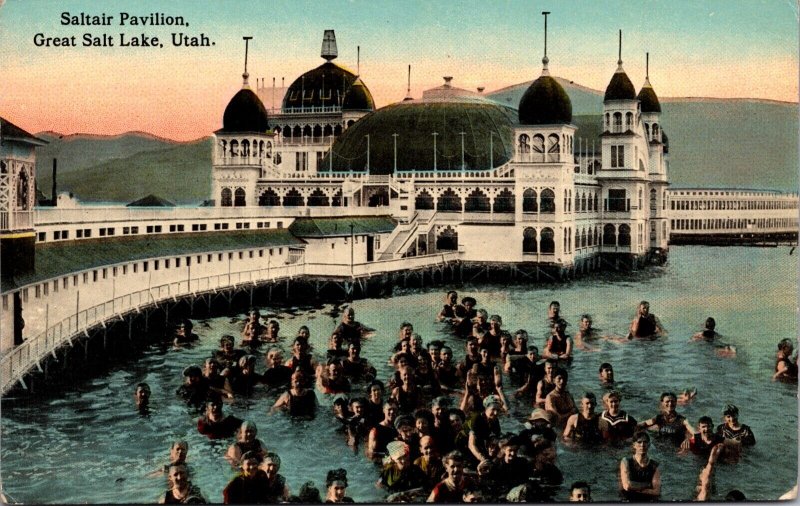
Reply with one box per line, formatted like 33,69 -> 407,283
488,79 -> 799,191
49,138 -> 212,204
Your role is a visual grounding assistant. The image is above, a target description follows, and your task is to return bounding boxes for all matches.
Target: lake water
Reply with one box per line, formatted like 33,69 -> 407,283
1,246 -> 797,503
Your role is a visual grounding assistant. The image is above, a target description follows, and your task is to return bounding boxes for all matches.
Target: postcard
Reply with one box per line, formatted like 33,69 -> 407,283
0,1 -> 797,503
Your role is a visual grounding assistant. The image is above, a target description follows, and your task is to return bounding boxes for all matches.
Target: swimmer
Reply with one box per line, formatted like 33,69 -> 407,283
173,319 -> 199,346
285,337 -> 317,381
694,444 -> 724,501
453,297 -> 477,336
627,301 -> 664,339
378,441 -> 427,494
272,370 -> 317,418
535,359 -> 558,407
415,435 -> 445,489
638,392 -> 694,448
341,343 -> 376,382
134,382 -> 151,413
260,452 -> 290,502
159,463 -> 206,504
262,347 -> 292,389
677,387 -> 697,405
226,355 -> 263,396
543,319 -> 573,361
263,319 -> 280,343
511,345 -> 545,398
465,396 -> 502,464
325,468 -> 354,503
598,363 -> 615,386
618,432 -> 661,501
598,390 -> 637,443
427,451 -> 472,503
691,317 -> 720,341
222,452 -> 271,505
225,421 -> 267,466
569,481 -> 592,502
202,358 -> 232,399
716,404 -> 755,446
544,368 -> 577,427
213,335 -> 246,374
492,437 -> 531,494
331,307 -> 365,347
547,301 -> 561,325
688,416 -> 724,458
364,380 -> 386,426
176,366 -> 211,408
391,366 -> 423,413
197,399 -> 242,439
437,291 -> 460,322
573,315 -> 598,351
773,338 -> 798,381
367,400 -> 400,461
317,359 -> 352,394
148,440 -> 190,477
434,346 -> 459,390
563,392 -> 602,445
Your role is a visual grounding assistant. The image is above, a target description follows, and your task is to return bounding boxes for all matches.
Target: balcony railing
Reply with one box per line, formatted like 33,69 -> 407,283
0,210 -> 34,231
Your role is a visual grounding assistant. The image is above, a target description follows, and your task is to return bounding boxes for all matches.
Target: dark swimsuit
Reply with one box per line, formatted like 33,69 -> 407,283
653,413 -> 687,445
573,413 -> 602,444
634,315 -> 657,337
288,390 -> 316,418
620,457 -> 659,502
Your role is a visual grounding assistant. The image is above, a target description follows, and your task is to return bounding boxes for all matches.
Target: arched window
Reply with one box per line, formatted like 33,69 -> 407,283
522,188 -> 538,213
323,125 -> 333,137
645,123 -> 651,139
283,189 -> 304,206
334,125 -> 343,136
332,189 -> 343,206
219,139 -> 228,157
220,188 -> 232,207
540,227 -> 555,254
259,189 -> 280,206
581,192 -> 587,212
17,169 -> 30,210
464,189 -> 490,212
283,126 -> 291,138
523,227 -> 537,253
293,126 -> 302,138
415,190 -> 434,210
230,140 -> 239,156
603,224 -> 616,246
532,135 -> 545,162
604,113 -> 610,131
241,140 -> 250,157
652,123 -> 660,140
581,228 -> 587,248
234,187 -> 246,207
437,189 -> 462,212
540,188 -> 556,214
650,189 -> 657,211
518,134 -> 531,153
493,189 -> 515,213
613,112 -> 622,132
303,125 -> 312,138
436,226 -> 458,250
618,224 -> 631,246
307,189 -> 330,206
594,193 -> 599,212
625,112 -> 633,130
313,125 -> 322,138
547,134 -> 560,162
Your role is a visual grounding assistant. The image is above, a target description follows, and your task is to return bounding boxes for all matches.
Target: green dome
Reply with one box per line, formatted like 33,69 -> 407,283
322,100 -> 516,174
342,77 -> 374,111
221,87 -> 269,133
604,68 -> 636,101
283,61 -> 374,111
637,81 -> 661,113
518,75 -> 572,125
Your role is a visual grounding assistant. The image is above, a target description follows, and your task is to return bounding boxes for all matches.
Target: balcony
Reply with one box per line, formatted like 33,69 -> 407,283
0,210 -> 34,231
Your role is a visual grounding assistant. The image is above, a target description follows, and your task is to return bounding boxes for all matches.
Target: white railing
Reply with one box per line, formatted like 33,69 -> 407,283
278,106 -> 342,115
0,252 -> 462,395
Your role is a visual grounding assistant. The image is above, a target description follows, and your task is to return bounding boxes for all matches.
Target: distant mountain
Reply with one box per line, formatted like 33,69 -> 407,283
32,80 -> 798,204
487,79 -> 799,192
45,138 -> 212,204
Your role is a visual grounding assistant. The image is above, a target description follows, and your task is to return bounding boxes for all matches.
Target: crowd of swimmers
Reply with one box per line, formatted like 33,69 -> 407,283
133,294 -> 797,503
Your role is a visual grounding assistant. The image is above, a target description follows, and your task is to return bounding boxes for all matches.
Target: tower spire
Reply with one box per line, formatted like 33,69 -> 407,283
646,52 -> 649,79
357,45 -> 361,76
321,30 -> 338,61
618,29 -> 623,66
404,64 -> 413,101
242,36 -> 253,87
541,11 -> 550,75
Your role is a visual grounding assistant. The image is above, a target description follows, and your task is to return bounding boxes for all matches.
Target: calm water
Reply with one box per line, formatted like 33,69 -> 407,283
1,246 -> 797,503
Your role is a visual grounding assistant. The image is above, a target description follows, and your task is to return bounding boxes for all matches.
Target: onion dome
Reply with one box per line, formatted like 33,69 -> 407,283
604,63 -> 636,101
638,79 -> 661,113
322,95 -> 516,175
518,57 -> 572,125
282,61 -> 375,111
342,77 -> 375,111
221,74 -> 270,133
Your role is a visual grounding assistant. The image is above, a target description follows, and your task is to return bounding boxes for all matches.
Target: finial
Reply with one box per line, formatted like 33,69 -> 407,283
541,11 -> 551,75
404,64 -> 413,101
242,36 -> 253,87
618,30 -> 623,66
443,76 -> 453,87
357,46 -> 360,76
321,30 -> 338,61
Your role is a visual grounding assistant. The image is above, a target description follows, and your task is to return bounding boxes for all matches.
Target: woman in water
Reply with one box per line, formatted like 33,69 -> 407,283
427,451 -> 471,503
325,468 -> 354,503
638,392 -> 694,448
716,404 -> 755,446
773,338 -> 798,381
225,421 -> 267,466
159,464 -> 206,504
619,432 -> 661,501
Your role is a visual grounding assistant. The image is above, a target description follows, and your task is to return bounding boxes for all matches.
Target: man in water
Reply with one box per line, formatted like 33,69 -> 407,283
569,481 -> 592,502
773,338 -> 798,381
197,399 -> 242,439
222,451 -> 271,504
159,463 -> 206,504
689,416 -> 724,458
176,366 -> 211,408
437,291 -> 460,322
543,319 -> 573,361
331,307 -> 364,347
598,363 -> 615,386
692,317 -> 719,341
173,319 -> 199,346
627,301 -> 664,339
563,392 -> 602,446
573,315 -> 597,351
262,347 -> 292,389
716,405 -> 755,447
134,382 -> 151,413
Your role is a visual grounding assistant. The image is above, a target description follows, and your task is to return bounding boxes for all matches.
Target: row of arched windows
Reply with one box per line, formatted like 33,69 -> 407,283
671,198 -> 798,211
274,123 -> 346,140
517,133 -> 574,161
258,188 -> 344,207
219,139 -> 272,158
605,111 -> 640,133
671,218 -> 798,231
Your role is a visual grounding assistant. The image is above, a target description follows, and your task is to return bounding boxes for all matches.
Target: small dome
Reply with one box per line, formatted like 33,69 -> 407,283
638,79 -> 661,113
518,75 -> 572,125
283,61 -> 374,111
222,86 -> 269,133
342,77 -> 375,111
604,67 -> 636,101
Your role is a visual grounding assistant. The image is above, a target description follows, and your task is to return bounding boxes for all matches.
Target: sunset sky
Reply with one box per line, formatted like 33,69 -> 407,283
1,0 -> 797,141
